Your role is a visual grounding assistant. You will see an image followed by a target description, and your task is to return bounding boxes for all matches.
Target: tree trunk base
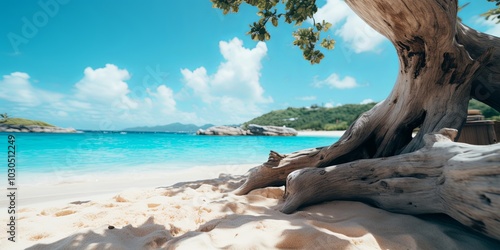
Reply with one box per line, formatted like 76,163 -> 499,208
279,129 -> 500,240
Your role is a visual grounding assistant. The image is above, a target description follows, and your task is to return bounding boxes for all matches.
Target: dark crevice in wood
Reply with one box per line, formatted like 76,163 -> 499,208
398,109 -> 427,151
390,172 -> 429,179
441,52 -> 457,72
397,41 -> 411,70
408,37 -> 427,79
440,52 -> 458,85
437,176 -> 446,185
396,37 -> 427,79
327,134 -> 376,166
471,219 -> 486,233
480,194 -> 492,206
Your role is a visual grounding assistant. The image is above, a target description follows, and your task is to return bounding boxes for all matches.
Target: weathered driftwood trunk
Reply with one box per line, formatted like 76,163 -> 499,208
281,129 -> 500,240
233,0 -> 500,241
235,0 -> 500,195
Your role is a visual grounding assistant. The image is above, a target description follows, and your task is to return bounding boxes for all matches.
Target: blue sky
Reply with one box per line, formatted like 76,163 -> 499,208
1,0 -> 499,130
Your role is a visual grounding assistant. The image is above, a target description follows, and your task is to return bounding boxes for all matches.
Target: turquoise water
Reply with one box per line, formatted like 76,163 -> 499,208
1,132 -> 338,185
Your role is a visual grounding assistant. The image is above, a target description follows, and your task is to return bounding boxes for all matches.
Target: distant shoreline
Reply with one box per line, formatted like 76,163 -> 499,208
297,130 -> 345,137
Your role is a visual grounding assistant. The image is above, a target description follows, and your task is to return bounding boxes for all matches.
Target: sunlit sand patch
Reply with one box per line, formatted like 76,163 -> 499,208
54,210 -> 76,217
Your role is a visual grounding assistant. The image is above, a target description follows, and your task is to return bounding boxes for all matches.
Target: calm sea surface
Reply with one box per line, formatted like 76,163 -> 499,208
1,132 -> 338,185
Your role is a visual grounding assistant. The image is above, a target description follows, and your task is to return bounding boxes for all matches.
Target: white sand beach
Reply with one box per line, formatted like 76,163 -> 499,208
297,130 -> 345,137
1,164 -> 499,249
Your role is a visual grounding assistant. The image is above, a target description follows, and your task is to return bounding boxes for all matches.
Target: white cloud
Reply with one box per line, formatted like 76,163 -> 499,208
297,96 -> 317,101
74,64 -> 138,109
335,14 -> 386,53
181,37 -> 272,123
314,0 -> 351,26
0,72 -> 63,106
212,39 -> 269,102
148,85 -> 176,114
66,100 -> 92,110
180,67 -> 212,103
474,17 -> 500,37
314,73 -> 359,89
360,98 -> 375,104
314,0 -> 386,53
218,96 -> 263,122
70,65 -> 185,128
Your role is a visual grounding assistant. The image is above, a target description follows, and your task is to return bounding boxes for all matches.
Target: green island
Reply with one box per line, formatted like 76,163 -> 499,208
0,114 -> 55,127
244,99 -> 500,131
0,113 -> 75,133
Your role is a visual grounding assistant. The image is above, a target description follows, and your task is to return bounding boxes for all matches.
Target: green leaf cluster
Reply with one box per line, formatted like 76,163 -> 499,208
482,0 -> 500,23
210,0 -> 335,64
243,103 -> 377,131
293,20 -> 334,64
210,0 -> 245,14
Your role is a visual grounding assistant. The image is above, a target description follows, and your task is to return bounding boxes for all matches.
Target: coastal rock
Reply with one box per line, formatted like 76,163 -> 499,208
197,124 -> 298,136
0,124 -> 77,133
196,126 -> 248,136
248,124 -> 297,136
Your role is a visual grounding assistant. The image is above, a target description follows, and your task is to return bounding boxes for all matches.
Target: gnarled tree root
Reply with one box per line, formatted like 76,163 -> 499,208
281,129 -> 500,240
234,148 -> 323,195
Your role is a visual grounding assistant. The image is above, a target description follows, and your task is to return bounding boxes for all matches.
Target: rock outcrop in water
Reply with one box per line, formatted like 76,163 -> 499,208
0,124 -> 77,133
247,124 -> 298,136
197,124 -> 297,136
196,126 -> 249,136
